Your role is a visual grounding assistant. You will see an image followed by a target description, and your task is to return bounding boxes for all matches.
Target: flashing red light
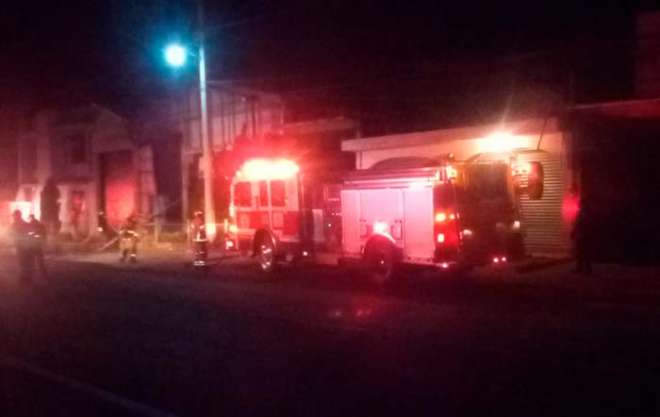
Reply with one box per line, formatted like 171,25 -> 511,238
435,212 -> 447,223
493,257 -> 500,263
501,256 -> 507,262
562,193 -> 580,223
441,262 -> 449,269
437,233 -> 445,244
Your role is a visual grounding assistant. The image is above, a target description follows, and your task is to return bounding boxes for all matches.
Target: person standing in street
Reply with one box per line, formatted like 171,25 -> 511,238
28,214 -> 48,279
10,210 -> 32,284
119,213 -> 139,263
190,210 -> 208,270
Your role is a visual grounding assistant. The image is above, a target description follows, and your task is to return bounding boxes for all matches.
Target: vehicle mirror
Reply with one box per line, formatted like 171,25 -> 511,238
512,161 -> 544,199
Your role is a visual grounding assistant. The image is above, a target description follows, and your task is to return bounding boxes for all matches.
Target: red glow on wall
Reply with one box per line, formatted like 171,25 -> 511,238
562,193 -> 580,224
101,151 -> 136,227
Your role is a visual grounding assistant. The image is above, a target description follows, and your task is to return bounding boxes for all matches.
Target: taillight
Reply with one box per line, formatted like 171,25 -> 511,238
434,210 -> 459,246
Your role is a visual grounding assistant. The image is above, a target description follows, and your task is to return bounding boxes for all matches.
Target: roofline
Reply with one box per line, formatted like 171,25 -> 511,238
342,117 -> 560,152
571,97 -> 660,110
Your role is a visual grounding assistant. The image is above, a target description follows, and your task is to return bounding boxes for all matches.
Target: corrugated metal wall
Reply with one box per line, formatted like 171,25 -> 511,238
516,151 -> 570,257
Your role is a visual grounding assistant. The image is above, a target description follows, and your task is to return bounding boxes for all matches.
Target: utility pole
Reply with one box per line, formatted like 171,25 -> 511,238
197,0 -> 216,241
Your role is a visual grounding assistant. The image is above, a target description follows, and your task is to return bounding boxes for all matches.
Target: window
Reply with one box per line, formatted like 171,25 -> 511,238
259,181 -> 268,207
270,180 -> 286,207
234,182 -> 252,207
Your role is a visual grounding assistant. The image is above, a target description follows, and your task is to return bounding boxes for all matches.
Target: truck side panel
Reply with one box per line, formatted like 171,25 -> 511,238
359,189 -> 403,230
402,187 -> 435,262
340,189 -> 361,256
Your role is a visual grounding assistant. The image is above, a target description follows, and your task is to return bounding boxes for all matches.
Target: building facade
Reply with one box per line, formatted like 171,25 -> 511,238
15,104 -> 155,238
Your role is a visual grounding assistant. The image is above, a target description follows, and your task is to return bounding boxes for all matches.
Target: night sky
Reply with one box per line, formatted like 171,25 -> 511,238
1,0 -> 657,133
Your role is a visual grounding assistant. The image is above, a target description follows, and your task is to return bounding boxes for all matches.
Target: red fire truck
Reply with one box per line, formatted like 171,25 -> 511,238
225,155 -> 521,281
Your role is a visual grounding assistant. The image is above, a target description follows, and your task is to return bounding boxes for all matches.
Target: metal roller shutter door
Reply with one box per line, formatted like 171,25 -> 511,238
517,151 -> 570,256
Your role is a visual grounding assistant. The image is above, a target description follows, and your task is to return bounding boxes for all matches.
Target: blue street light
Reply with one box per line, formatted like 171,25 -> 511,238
164,43 -> 187,67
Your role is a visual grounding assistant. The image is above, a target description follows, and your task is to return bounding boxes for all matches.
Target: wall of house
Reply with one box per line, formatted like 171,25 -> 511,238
182,87 -> 284,152
635,11 -> 660,98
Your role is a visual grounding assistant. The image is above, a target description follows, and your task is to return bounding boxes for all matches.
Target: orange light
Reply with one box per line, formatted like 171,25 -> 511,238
373,221 -> 389,235
435,212 -> 447,223
437,233 -> 445,244
237,158 -> 299,181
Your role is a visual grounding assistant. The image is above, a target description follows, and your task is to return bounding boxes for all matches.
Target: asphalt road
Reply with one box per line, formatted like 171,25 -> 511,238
1,256 -> 659,417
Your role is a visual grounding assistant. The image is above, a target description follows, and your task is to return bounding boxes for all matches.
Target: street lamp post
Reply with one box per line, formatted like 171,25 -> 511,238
196,1 -> 216,242
164,1 -> 216,241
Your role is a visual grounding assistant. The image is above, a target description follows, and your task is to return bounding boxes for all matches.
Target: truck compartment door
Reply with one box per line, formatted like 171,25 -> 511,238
403,187 -> 434,261
340,189 -> 361,255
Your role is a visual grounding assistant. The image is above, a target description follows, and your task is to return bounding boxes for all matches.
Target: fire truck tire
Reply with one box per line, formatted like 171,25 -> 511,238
364,240 -> 398,285
255,235 -> 277,274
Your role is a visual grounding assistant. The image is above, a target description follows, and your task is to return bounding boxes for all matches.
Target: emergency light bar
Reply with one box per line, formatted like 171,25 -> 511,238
236,158 -> 300,181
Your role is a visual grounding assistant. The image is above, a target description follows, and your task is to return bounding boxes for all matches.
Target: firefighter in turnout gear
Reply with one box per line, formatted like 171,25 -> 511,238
191,211 -> 208,269
119,214 -> 139,263
11,210 -> 33,284
28,215 -> 48,279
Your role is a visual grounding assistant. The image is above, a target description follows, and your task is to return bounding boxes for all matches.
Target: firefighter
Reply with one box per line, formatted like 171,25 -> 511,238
190,211 -> 208,269
27,214 -> 48,279
10,210 -> 32,284
119,214 -> 139,263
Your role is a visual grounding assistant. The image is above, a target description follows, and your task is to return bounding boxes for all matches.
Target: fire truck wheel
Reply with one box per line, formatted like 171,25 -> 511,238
365,241 -> 397,285
256,237 -> 277,273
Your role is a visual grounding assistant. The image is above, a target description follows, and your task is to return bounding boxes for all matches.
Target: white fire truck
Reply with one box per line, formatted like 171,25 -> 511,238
225,156 -> 521,281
